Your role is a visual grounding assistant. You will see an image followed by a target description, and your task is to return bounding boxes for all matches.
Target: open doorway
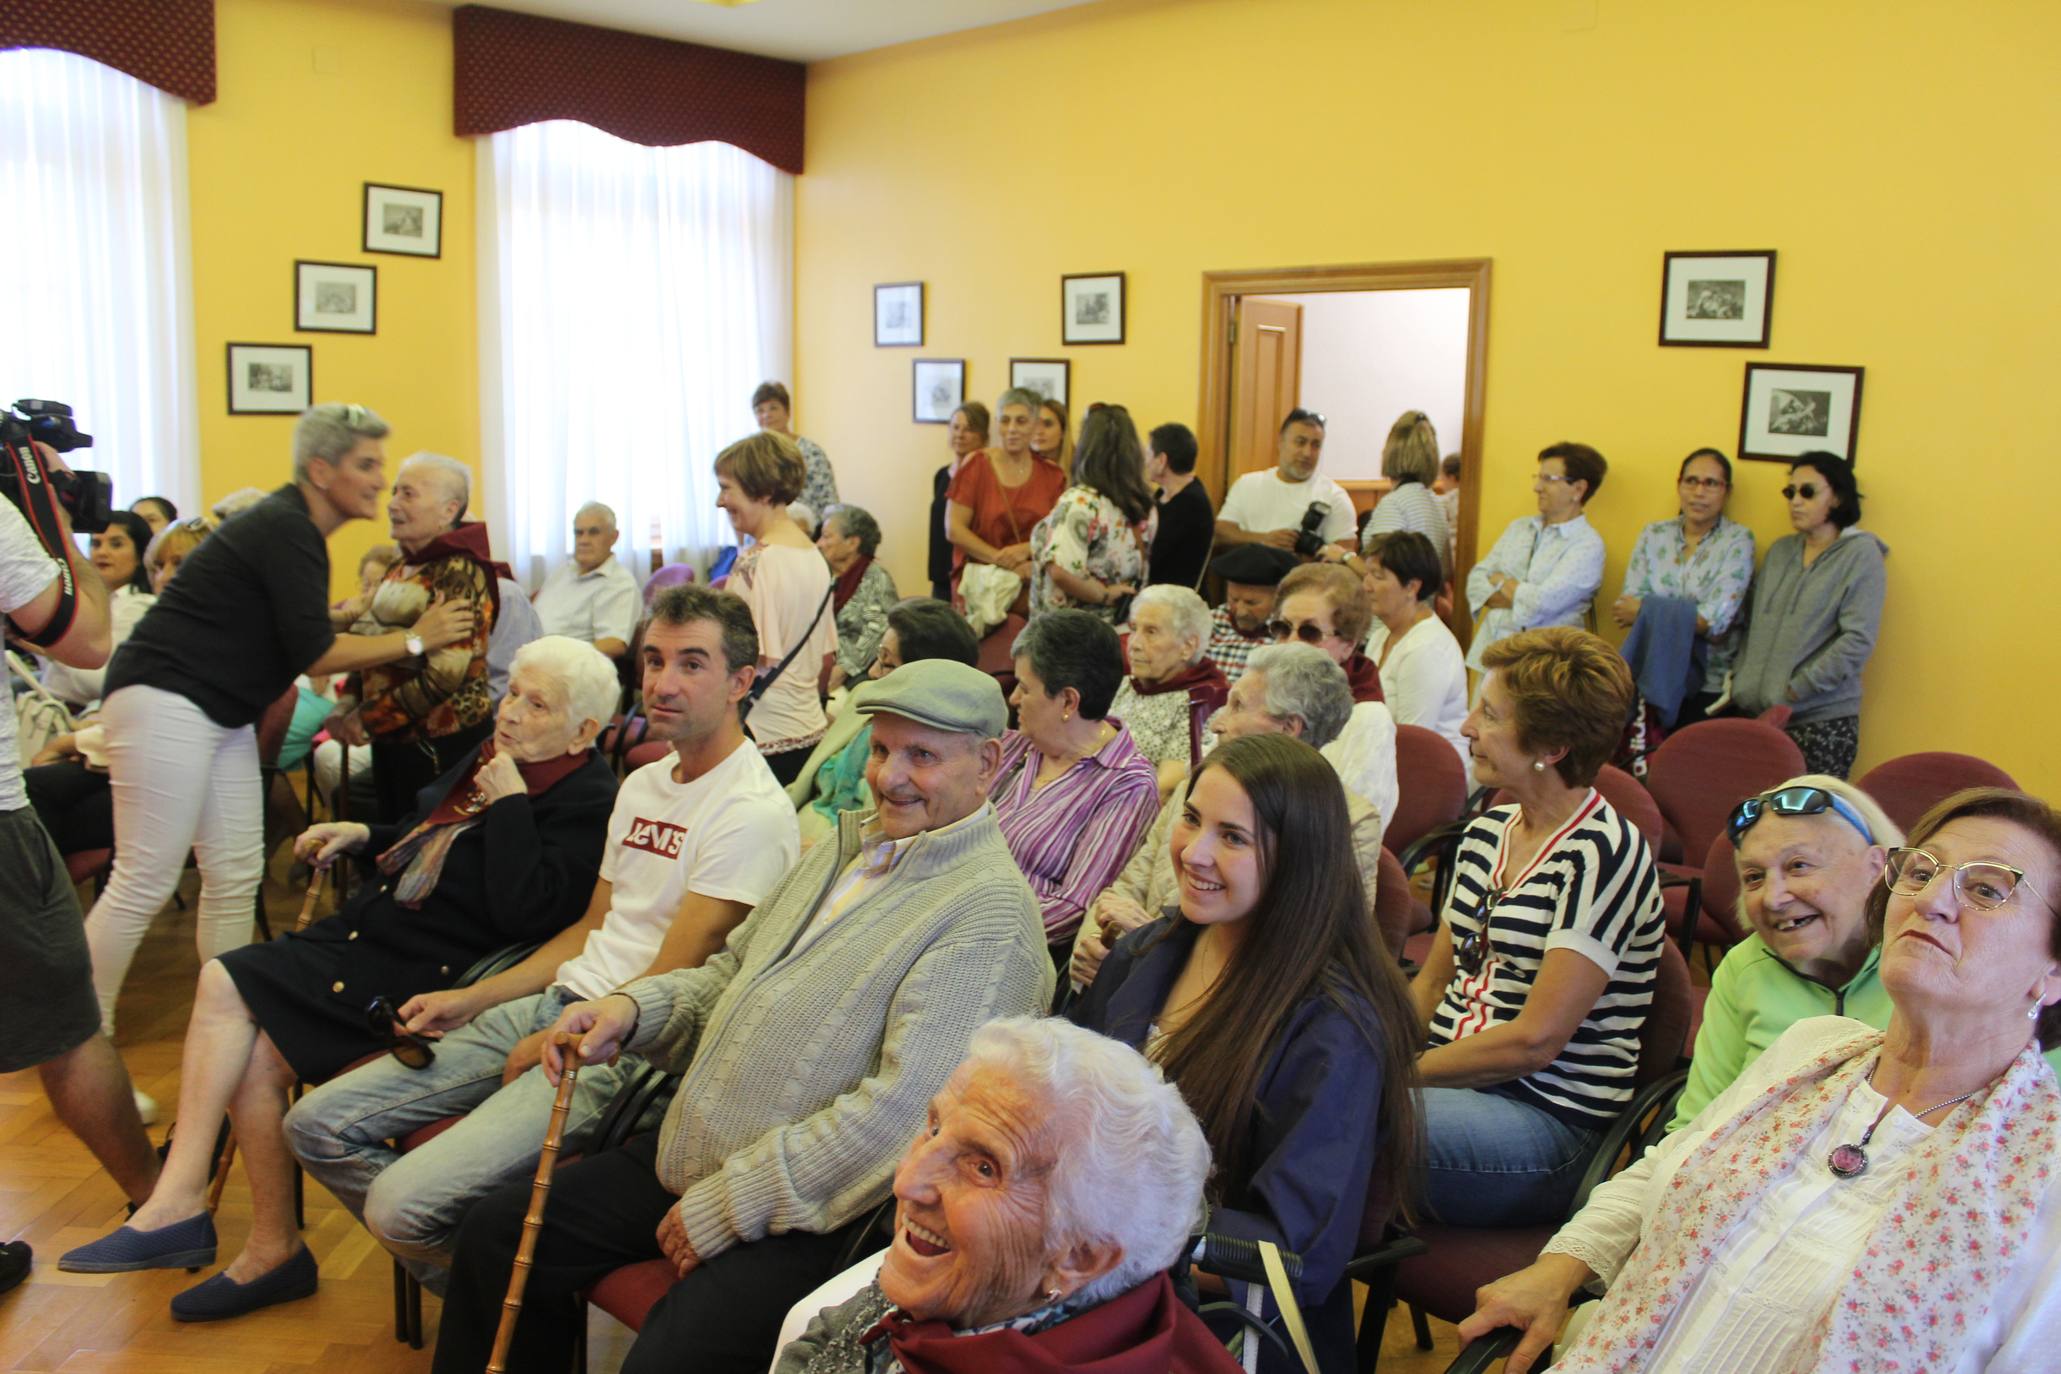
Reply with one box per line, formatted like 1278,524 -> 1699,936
1195,260 -> 1490,638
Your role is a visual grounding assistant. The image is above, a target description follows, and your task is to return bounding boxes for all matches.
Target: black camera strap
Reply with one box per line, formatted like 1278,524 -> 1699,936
0,434 -> 80,648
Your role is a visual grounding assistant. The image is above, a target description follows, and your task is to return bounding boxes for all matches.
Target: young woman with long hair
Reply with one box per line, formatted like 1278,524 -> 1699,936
1027,403 -> 1158,622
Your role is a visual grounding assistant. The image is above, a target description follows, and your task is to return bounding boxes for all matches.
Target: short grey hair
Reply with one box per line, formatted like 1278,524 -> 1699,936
1243,643 -> 1353,748
293,403 -> 390,482
1131,585 -> 1209,662
508,635 -> 620,735
401,451 -> 471,518
996,387 -> 1043,417
575,502 -> 617,531
962,1017 -> 1209,1307
823,504 -> 882,557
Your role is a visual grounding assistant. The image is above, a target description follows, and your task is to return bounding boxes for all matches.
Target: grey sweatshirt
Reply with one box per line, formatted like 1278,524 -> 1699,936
1731,527 -> 1889,723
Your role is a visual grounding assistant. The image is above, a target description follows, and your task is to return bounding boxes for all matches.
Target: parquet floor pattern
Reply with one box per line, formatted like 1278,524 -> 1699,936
0,873 -> 1460,1373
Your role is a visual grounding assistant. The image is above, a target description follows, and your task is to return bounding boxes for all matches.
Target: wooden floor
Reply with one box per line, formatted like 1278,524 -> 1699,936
0,872 -> 1462,1373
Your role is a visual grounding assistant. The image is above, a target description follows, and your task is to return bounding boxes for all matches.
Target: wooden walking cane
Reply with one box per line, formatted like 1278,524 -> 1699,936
487,1030 -> 583,1374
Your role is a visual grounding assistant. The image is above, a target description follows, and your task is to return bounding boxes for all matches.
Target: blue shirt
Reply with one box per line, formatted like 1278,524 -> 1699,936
1620,515 -> 1757,692
1465,512 -> 1605,668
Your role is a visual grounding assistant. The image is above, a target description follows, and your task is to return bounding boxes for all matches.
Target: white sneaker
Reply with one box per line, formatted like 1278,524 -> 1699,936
133,1089 -> 159,1126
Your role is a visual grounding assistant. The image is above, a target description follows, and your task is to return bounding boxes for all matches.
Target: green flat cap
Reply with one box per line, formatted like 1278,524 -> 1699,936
857,659 -> 1008,738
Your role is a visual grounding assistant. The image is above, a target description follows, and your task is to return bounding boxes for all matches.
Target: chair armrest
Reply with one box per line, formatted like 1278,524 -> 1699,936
1447,1328 -> 1529,1373
1566,1068 -> 1689,1216
454,941 -> 543,988
590,1064 -> 680,1153
1343,1230 -> 1428,1282
1398,818 -> 1473,877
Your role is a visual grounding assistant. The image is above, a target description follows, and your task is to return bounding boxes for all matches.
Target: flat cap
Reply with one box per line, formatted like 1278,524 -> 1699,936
1210,543 -> 1298,587
857,658 -> 1009,739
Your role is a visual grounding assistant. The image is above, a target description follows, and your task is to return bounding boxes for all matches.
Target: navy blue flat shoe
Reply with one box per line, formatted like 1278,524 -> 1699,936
58,1212 -> 217,1273
0,1241 -> 29,1295
171,1245 -> 318,1322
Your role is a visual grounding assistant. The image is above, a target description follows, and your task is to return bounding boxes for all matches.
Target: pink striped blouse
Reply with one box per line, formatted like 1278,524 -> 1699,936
990,723 -> 1161,946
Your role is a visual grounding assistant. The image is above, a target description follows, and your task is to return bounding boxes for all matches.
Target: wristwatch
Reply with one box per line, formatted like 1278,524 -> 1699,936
405,632 -> 425,658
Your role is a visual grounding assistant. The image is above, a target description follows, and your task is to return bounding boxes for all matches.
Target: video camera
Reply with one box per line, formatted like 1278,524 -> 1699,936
1,399 -> 113,535
1291,501 -> 1330,559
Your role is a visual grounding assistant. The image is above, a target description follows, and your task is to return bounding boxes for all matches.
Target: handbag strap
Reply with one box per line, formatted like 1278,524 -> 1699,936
992,451 -> 1026,546
1258,1240 -> 1320,1374
747,582 -> 835,706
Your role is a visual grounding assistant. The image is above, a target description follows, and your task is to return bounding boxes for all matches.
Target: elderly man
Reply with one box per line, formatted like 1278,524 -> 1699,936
1465,441 -> 1608,672
1107,585 -> 1227,794
329,451 -> 505,821
287,587 -> 799,1293
423,658 -> 1052,1374
1204,543 -> 1296,686
1212,408 -> 1355,558
1071,642 -> 1389,987
532,501 -> 639,660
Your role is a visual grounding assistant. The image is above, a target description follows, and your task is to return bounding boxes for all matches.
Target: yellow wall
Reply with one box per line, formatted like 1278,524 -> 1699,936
797,0 -> 2061,794
188,0 -> 477,591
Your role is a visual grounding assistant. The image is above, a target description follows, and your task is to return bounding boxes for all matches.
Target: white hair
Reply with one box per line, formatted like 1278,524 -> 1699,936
1131,585 -> 1210,663
508,635 -> 620,734
292,402 -> 389,481
1242,643 -> 1353,748
209,487 -> 268,521
962,1017 -> 1210,1306
575,501 -> 617,531
787,499 -> 818,537
1732,772 -> 1903,927
400,451 -> 472,517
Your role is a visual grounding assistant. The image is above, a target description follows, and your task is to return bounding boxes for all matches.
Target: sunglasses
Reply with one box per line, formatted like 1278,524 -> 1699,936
364,996 -> 437,1070
1267,619 -> 1332,646
1781,483 -> 1821,501
1727,785 -> 1874,848
1456,889 -> 1505,975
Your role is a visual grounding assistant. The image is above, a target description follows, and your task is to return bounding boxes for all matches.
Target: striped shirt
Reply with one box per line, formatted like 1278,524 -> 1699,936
1428,791 -> 1666,1129
990,723 -> 1161,945
1205,604 -> 1269,685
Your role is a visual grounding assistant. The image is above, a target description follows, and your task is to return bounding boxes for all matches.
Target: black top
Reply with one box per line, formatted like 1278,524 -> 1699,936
927,464 -> 955,590
107,484 -> 336,727
1147,480 -> 1215,589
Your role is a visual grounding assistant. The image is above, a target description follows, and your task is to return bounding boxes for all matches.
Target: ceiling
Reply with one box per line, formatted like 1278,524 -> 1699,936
424,0 -> 1109,63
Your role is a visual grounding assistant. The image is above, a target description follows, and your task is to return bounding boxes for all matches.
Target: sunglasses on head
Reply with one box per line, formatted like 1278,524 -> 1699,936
1781,483 -> 1820,501
1456,889 -> 1505,975
1727,785 -> 1874,849
1267,619 -> 1331,645
364,995 -> 436,1070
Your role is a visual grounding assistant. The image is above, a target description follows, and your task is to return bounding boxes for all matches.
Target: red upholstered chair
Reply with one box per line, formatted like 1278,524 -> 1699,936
975,613 -> 1027,702
1387,726 -> 1470,856
622,739 -> 672,772
1643,716 -> 1804,869
1372,847 -> 1413,960
1857,752 -> 2018,835
65,847 -> 114,893
1590,765 -> 1663,849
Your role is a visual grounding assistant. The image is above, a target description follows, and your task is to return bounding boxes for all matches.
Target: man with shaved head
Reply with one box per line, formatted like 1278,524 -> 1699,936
532,501 -> 638,660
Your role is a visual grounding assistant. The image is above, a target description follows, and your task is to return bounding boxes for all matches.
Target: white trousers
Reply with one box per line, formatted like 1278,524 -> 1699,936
83,685 -> 262,1032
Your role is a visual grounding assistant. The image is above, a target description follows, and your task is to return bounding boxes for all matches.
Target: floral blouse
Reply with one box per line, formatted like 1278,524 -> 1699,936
1620,514 -> 1757,692
1027,486 -> 1156,623
832,560 -> 899,678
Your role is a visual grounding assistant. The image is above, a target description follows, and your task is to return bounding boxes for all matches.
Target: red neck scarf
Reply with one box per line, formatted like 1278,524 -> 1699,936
406,520 -> 514,618
1127,658 -> 1227,705
832,553 -> 875,613
376,739 -> 593,906
1343,650 -> 1383,703
870,1273 -> 1242,1374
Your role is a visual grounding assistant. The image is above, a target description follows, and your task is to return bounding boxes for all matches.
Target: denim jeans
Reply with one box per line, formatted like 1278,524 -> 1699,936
1419,1086 -> 1601,1227
282,987 -> 653,1291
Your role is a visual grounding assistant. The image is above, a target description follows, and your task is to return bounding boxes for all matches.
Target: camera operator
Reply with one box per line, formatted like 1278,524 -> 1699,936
0,436 -> 153,1295
1212,407 -> 1357,560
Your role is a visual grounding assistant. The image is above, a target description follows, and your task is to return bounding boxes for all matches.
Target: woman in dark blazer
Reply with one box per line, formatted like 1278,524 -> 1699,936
1069,733 -> 1422,1373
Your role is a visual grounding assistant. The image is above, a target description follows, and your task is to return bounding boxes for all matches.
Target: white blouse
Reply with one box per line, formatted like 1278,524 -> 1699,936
1545,1018 -> 2061,1374
1364,613 -> 1468,768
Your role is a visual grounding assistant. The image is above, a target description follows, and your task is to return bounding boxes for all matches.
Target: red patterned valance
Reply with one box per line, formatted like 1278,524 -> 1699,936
453,5 -> 804,174
0,0 -> 214,104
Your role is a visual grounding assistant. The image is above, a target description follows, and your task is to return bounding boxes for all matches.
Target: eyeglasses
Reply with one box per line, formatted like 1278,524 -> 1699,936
1267,619 -> 1332,645
1456,889 -> 1505,975
1781,483 -> 1821,501
1678,476 -> 1729,491
1883,847 -> 2055,915
364,996 -> 437,1070
1728,785 -> 1875,848
1536,473 -> 1572,484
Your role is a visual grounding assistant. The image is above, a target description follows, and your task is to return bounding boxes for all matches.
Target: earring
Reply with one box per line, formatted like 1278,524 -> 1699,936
1062,711 -> 1071,722
1045,1286 -> 1062,1304
1531,760 -> 1546,773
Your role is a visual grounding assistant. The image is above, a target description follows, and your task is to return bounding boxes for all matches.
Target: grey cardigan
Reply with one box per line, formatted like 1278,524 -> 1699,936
1731,527 -> 1888,723
621,802 -> 1052,1261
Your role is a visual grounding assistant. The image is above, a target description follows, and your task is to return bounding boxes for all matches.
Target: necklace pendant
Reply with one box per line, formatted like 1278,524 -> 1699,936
1827,1143 -> 1869,1179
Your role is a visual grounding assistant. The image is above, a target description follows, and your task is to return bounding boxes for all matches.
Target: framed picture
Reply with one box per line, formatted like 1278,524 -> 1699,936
363,182 -> 443,258
912,358 -> 965,425
1659,250 -> 1776,347
1061,271 -> 1125,345
874,281 -> 924,347
1739,363 -> 1864,463
226,343 -> 313,415
295,260 -> 377,334
1009,357 -> 1070,408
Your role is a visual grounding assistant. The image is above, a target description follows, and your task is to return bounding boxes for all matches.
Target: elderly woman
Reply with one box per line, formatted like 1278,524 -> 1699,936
1074,734 -> 1422,1371
1731,450 -> 1886,778
130,494 -> 178,536
1465,442 -> 1608,672
816,504 -> 899,691
1359,409 -> 1451,571
717,431 -> 838,784
1612,447 -> 1757,728
774,1017 -> 1238,1374
994,610 -> 1160,959
945,388 -> 1068,615
752,380 -> 838,514
1269,562 -> 1398,835
1462,786 -> 2061,1374
1107,585 -> 1226,790
1027,403 -> 1157,622
929,402 -> 989,601
58,637 -> 619,1321
1361,530 -> 1468,766
1409,627 -> 1666,1227
37,508 -> 155,710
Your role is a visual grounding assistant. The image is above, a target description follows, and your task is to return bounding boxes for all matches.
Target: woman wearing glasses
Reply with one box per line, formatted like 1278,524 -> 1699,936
1461,786 -> 2061,1374
1267,562 -> 1398,836
1408,627 -> 1666,1228
1609,447 -> 1756,727
1730,450 -> 1886,777
58,637 -> 619,1321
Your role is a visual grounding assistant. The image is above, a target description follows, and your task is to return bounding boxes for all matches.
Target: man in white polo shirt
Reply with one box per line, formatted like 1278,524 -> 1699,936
1213,408 -> 1357,561
286,584 -> 798,1289
532,502 -> 640,659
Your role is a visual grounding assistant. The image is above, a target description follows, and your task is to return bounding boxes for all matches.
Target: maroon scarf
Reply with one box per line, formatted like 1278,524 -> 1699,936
832,552 -> 874,613
407,520 -> 513,620
869,1273 -> 1242,1374
375,739 -> 589,906
1343,650 -> 1383,703
1128,660 -> 1229,767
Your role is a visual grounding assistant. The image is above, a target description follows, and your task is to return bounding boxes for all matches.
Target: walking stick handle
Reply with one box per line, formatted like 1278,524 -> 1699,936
487,1032 -> 581,1374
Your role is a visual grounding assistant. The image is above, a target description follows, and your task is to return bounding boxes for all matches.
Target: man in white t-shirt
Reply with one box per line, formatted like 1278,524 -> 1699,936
1213,408 -> 1357,560
531,502 -> 640,659
287,584 -> 799,1288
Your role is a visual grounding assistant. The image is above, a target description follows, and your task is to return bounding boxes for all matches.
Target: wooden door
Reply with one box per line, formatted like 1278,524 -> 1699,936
1225,297 -> 1302,489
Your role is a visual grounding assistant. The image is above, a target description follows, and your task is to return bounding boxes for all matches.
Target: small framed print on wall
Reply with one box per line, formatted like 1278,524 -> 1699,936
1009,358 -> 1069,408
1061,272 -> 1125,345
1739,362 -> 1864,463
913,359 -> 965,424
1659,250 -> 1776,347
874,282 -> 924,347
227,343 -> 313,415
295,260 -> 377,334
363,182 -> 443,258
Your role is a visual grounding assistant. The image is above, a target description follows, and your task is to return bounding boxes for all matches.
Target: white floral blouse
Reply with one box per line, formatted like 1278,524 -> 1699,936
1027,485 -> 1156,623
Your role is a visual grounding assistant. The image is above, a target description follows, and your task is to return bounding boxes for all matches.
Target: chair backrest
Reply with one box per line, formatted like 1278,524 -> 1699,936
1386,724 -> 1468,853
642,561 -> 696,608
1857,751 -> 2019,835
1643,718 -> 1805,865
623,739 -> 671,772
976,613 -> 1028,700
255,684 -> 301,768
1372,846 -> 1412,959
1698,828 -> 1745,943
1592,764 -> 1664,849
1635,938 -> 1693,1086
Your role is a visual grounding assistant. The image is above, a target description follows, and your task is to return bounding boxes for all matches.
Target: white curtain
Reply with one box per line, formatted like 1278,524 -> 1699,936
0,48 -> 197,517
479,123 -> 794,586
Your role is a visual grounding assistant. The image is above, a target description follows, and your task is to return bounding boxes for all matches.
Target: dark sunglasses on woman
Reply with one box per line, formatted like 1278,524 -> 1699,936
363,995 -> 437,1070
1268,619 -> 1329,646
1455,889 -> 1505,975
1780,483 -> 1820,500
1727,784 -> 1874,848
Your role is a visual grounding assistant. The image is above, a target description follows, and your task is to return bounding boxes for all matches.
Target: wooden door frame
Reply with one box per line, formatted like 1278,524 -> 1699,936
1196,258 -> 1492,627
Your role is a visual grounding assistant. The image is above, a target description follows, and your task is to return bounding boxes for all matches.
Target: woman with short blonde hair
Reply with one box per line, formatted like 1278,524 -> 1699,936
1358,409 -> 1450,570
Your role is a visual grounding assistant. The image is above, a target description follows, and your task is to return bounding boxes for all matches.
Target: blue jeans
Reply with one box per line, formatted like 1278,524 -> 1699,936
1419,1087 -> 1600,1227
